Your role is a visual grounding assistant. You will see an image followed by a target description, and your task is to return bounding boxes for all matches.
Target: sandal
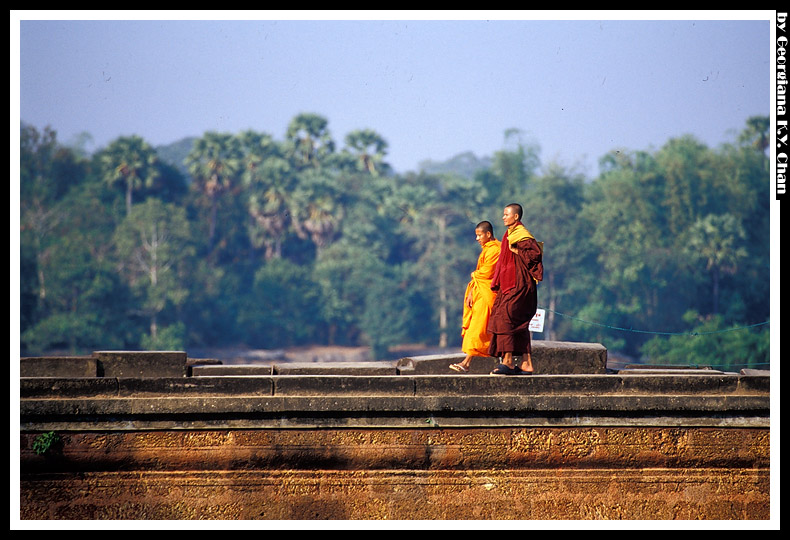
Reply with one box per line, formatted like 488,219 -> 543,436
449,363 -> 469,373
490,364 -> 519,375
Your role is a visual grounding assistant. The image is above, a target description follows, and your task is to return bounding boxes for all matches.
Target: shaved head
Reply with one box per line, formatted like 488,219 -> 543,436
505,203 -> 523,221
475,221 -> 494,235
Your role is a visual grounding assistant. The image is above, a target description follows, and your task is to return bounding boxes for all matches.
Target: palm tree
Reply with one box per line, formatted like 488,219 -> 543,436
738,115 -> 769,153
684,213 -> 748,315
185,132 -> 242,249
244,155 -> 294,260
344,129 -> 389,176
97,135 -> 160,215
285,113 -> 335,168
289,169 -> 344,257
238,130 -> 291,259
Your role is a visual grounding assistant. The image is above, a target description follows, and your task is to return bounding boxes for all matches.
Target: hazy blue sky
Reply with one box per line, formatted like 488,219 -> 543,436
14,11 -> 772,177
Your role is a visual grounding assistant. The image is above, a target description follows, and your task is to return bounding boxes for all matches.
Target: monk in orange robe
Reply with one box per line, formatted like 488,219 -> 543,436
449,221 -> 500,373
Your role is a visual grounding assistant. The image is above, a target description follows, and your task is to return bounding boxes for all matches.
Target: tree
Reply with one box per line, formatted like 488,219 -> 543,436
113,199 -> 194,345
579,152 -> 681,354
641,311 -> 769,371
289,169 -> 345,257
236,258 -> 322,348
712,121 -> 770,324
683,213 -> 748,315
285,113 -> 335,168
239,131 -> 293,260
20,124 -> 87,304
21,181 -> 135,355
311,242 -> 368,346
343,129 -> 390,176
18,113 -> 771,366
655,135 -> 716,236
311,241 -> 409,357
737,115 -> 769,154
400,173 -> 479,348
489,128 -> 541,203
97,135 -> 160,215
244,156 -> 295,260
358,263 -> 411,359
185,132 -> 243,251
520,163 -> 589,340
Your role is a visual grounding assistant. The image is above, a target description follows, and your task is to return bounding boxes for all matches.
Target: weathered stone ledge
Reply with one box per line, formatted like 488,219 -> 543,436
20,373 -> 769,431
19,340 -> 610,378
19,350 -> 189,378
20,372 -> 769,398
19,347 -> 770,431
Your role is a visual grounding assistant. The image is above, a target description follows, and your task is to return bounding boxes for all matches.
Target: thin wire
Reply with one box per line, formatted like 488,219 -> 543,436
543,308 -> 770,337
541,309 -> 771,371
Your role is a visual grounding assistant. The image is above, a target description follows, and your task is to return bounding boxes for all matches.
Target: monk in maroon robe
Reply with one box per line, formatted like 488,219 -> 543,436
487,203 -> 543,375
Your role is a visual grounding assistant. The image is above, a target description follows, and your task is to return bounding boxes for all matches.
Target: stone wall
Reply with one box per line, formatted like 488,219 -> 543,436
19,427 -> 769,520
18,348 -> 771,521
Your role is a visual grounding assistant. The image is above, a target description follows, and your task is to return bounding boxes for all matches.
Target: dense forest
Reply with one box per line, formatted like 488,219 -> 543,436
18,113 -> 771,371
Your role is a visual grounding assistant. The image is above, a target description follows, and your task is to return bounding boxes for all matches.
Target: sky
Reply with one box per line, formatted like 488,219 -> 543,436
9,12 -> 783,529
13,11 -> 773,178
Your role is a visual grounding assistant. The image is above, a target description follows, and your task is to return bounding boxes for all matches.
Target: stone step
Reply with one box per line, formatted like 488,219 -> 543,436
20,371 -> 769,399
20,351 -> 188,378
396,341 -> 608,374
19,341 -> 610,378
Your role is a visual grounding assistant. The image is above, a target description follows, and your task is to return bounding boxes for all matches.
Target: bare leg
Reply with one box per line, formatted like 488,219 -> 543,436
450,353 -> 474,373
502,352 -> 515,369
519,353 -> 533,373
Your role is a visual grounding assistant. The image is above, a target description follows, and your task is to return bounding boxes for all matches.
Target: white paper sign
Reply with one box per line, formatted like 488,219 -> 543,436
529,309 -> 545,333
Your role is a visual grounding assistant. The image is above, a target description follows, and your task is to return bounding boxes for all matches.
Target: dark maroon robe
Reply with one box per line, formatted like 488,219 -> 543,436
487,237 -> 543,357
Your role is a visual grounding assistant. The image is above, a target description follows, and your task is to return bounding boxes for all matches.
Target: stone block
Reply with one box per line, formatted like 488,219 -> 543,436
531,340 -> 607,374
396,353 -> 477,375
413,373 -> 624,396
617,373 -> 741,394
396,341 -> 608,375
19,357 -> 97,378
738,372 -> 771,393
272,362 -> 399,376
20,377 -> 118,398
192,364 -> 273,376
117,376 -> 274,397
273,375 -> 413,396
186,358 -> 222,376
93,351 -> 187,378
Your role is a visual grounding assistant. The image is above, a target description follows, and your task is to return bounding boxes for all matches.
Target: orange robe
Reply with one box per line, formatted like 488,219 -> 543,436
461,239 -> 500,357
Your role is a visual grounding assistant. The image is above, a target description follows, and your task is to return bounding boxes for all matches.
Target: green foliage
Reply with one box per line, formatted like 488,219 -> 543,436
140,322 -> 186,351
236,258 -> 322,348
95,135 -> 161,216
32,431 -> 60,455
113,198 -> 194,346
286,113 -> 335,168
18,116 -> 771,368
640,311 -> 770,371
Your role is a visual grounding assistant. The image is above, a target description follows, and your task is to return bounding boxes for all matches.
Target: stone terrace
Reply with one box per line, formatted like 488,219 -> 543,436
18,342 -> 771,520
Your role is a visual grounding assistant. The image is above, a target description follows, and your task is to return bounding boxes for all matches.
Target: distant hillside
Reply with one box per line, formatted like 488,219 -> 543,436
155,137 -> 196,179
418,151 -> 492,179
